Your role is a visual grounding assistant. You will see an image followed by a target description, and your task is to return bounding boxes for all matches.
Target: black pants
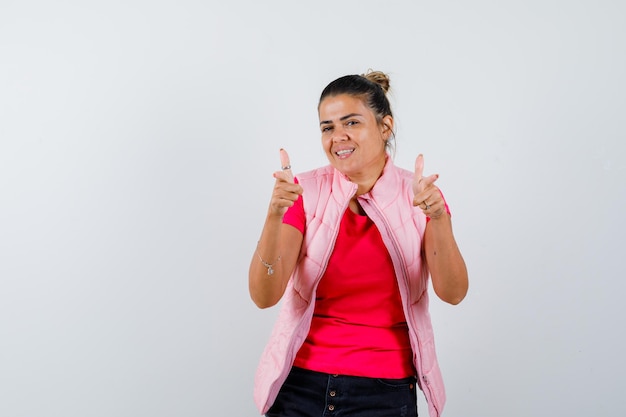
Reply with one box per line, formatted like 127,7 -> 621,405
267,367 -> 418,417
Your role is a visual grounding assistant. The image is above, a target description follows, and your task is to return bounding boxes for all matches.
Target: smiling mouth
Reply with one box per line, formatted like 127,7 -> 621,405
335,149 -> 354,158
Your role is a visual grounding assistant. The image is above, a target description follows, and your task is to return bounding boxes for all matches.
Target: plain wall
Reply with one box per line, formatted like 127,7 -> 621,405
1,1 -> 624,416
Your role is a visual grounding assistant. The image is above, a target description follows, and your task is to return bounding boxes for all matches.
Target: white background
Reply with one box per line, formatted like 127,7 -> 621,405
1,1 -> 625,416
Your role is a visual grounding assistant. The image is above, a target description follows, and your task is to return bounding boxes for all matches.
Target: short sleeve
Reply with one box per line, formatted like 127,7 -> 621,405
282,177 -> 305,234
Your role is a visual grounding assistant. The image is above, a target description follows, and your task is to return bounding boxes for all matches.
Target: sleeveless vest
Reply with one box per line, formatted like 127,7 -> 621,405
254,158 -> 446,417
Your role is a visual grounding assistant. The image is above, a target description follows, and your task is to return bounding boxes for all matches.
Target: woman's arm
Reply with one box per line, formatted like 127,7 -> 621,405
249,149 -> 304,308
423,213 -> 468,305
249,219 -> 303,309
412,154 -> 468,305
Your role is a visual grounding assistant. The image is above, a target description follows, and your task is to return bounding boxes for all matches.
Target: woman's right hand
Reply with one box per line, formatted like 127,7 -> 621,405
268,149 -> 303,217
250,148 -> 305,309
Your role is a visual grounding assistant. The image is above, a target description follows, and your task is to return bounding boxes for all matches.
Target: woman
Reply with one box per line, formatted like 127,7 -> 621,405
249,71 -> 468,417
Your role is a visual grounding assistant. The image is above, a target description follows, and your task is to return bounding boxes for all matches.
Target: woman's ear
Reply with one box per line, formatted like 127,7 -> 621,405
381,115 -> 394,139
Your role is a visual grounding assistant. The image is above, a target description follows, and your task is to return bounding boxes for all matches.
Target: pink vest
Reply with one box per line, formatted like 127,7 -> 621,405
254,158 -> 446,417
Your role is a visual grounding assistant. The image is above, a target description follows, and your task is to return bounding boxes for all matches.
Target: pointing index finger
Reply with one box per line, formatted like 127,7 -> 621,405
414,154 -> 424,178
279,148 -> 294,183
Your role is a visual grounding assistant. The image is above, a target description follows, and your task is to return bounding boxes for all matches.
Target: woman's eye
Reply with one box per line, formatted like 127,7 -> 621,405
321,126 -> 333,132
346,120 -> 358,126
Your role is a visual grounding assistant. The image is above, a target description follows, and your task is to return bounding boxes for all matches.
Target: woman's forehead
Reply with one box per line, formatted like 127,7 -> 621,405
318,94 -> 371,119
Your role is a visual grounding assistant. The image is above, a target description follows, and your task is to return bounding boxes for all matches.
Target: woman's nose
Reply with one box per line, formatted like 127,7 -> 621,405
332,127 -> 348,142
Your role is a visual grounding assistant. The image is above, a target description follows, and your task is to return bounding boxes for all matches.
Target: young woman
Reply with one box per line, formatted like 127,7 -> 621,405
249,71 -> 468,417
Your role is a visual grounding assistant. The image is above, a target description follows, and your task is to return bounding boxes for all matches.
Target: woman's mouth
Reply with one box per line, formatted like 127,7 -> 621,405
335,149 -> 354,159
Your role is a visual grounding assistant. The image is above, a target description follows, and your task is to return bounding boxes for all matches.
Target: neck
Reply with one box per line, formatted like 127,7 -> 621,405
351,157 -> 387,196
355,178 -> 378,196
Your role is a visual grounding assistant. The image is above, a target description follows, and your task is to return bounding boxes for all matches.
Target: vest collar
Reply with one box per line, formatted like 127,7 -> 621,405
332,155 -> 404,208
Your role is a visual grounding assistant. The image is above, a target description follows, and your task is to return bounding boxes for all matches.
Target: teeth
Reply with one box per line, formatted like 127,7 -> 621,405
336,149 -> 353,156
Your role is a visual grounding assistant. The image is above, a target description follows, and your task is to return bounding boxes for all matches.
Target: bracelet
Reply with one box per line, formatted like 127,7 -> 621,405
256,246 -> 281,276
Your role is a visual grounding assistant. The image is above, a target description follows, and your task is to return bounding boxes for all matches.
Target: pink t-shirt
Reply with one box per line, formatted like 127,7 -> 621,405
283,192 -> 415,379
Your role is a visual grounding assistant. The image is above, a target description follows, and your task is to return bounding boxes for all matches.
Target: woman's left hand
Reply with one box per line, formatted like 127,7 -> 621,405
412,154 -> 446,219
413,153 -> 468,304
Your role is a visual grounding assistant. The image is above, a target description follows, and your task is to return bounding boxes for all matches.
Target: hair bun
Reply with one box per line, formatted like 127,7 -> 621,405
361,69 -> 390,94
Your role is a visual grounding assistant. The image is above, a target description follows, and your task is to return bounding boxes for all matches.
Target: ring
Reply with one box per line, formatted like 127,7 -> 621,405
423,201 -> 430,210
281,165 -> 291,170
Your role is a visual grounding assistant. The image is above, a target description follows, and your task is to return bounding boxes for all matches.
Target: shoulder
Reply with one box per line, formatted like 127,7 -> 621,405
392,163 -> 414,181
384,161 -> 414,189
295,165 -> 334,180
294,165 -> 335,189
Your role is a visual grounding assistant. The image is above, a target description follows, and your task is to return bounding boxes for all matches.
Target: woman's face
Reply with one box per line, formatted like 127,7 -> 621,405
318,94 -> 392,180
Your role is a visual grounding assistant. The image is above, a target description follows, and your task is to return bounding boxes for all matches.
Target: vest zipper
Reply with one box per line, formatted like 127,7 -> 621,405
360,197 -> 440,416
266,184 -> 357,410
